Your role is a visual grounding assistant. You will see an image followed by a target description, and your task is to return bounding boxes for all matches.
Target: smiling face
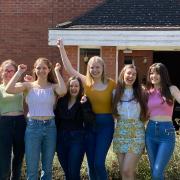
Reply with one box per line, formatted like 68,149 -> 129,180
123,67 -> 137,87
149,68 -> 161,87
89,61 -> 103,80
34,61 -> 50,79
1,63 -> 16,83
69,79 -> 80,98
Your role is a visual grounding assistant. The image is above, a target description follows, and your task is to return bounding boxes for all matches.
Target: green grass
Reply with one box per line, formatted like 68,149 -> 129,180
21,134 -> 180,180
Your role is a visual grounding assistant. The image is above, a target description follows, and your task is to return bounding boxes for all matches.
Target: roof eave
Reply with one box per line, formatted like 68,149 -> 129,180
48,29 -> 180,51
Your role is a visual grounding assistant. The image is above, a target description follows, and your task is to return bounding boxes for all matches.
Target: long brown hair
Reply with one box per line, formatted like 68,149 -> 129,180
66,76 -> 84,102
32,57 -> 57,84
146,63 -> 173,105
112,64 -> 147,122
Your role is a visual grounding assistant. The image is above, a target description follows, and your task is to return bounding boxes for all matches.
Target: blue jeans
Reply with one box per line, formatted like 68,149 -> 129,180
0,115 -> 26,180
145,120 -> 175,180
85,114 -> 114,180
25,118 -> 57,180
56,130 -> 85,180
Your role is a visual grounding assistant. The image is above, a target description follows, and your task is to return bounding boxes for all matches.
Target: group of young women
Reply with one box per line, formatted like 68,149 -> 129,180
0,38 -> 179,180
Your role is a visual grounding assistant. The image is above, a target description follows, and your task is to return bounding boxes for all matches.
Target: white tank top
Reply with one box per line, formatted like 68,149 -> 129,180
26,87 -> 56,117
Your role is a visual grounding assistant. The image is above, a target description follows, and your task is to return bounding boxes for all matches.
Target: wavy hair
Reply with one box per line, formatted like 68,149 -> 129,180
146,63 -> 173,105
112,64 -> 147,122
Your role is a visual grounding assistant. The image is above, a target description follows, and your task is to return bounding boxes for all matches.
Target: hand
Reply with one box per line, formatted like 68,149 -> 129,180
57,39 -> 64,48
54,63 -> 61,72
17,64 -> 27,73
24,75 -> 34,82
80,95 -> 87,104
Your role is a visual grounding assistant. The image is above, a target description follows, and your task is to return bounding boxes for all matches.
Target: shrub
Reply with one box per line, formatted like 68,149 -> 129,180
21,135 -> 180,179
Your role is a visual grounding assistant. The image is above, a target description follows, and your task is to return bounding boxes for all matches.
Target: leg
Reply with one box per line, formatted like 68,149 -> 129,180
94,115 -> 114,180
116,153 -> 125,178
122,153 -> 141,180
11,116 -> 26,180
68,131 -> 85,180
41,121 -> 56,180
0,117 -> 13,180
25,123 -> 42,180
85,129 -> 96,180
56,131 -> 69,179
152,141 -> 175,180
145,136 -> 158,173
145,121 -> 158,176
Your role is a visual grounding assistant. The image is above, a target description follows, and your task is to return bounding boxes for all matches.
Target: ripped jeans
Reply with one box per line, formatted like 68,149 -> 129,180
145,120 -> 175,180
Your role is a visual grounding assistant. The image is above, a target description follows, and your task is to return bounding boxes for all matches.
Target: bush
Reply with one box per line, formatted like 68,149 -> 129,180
21,134 -> 180,180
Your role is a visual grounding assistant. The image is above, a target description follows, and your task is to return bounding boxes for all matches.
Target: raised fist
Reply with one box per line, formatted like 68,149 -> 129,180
54,63 -> 61,72
18,64 -> 27,73
57,39 -> 64,48
24,75 -> 34,82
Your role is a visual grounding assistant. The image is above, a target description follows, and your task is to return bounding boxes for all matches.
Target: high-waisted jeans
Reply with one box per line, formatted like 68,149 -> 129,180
85,114 -> 114,180
25,118 -> 57,180
0,115 -> 26,180
145,120 -> 175,180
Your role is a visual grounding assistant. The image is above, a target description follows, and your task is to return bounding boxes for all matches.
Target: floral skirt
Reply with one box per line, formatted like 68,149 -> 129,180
113,118 -> 145,155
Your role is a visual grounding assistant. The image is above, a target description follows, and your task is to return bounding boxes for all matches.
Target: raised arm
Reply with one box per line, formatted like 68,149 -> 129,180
5,64 -> 28,94
170,85 -> 180,104
57,39 -> 86,83
54,63 -> 67,96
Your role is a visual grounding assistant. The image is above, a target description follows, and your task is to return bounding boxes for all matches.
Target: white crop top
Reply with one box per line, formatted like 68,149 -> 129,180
26,87 -> 56,117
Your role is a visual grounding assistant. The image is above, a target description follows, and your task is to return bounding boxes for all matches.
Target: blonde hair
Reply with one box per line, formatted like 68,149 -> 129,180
0,59 -> 17,72
86,56 -> 108,86
0,59 -> 17,82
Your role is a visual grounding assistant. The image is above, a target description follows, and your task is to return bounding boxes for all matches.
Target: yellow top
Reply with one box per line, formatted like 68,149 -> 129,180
84,79 -> 116,114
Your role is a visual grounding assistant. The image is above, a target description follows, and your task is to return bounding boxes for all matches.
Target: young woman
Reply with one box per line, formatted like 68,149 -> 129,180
0,60 -> 26,180
112,64 -> 147,180
55,76 -> 95,180
5,57 -> 67,179
57,39 -> 116,180
145,63 -> 180,180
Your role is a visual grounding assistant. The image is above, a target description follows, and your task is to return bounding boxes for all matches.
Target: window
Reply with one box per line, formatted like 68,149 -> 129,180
124,56 -> 134,64
79,48 -> 100,74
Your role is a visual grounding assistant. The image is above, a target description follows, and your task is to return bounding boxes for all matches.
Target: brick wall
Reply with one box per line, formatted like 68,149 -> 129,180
60,46 -> 117,81
102,46 -> 117,80
0,0 -> 104,74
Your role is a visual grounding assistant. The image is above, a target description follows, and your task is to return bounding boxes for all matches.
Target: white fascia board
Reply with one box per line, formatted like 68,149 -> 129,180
49,29 -> 180,50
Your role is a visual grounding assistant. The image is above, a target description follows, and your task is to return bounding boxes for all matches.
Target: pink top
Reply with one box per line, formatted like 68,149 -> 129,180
147,88 -> 173,118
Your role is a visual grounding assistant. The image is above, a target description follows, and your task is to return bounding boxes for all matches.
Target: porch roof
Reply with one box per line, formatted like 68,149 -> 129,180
48,0 -> 180,49
54,0 -> 180,30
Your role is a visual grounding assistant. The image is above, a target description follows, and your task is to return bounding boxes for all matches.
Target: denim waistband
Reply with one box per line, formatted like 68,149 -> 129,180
28,118 -> 55,124
149,119 -> 173,125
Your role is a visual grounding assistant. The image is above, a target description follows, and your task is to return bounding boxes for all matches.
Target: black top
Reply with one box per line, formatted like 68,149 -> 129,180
55,96 -> 95,131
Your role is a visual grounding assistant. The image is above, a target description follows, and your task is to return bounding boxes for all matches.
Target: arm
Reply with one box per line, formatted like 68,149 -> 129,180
57,39 -> 86,83
5,64 -> 28,94
170,85 -> 180,104
54,63 -> 67,96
